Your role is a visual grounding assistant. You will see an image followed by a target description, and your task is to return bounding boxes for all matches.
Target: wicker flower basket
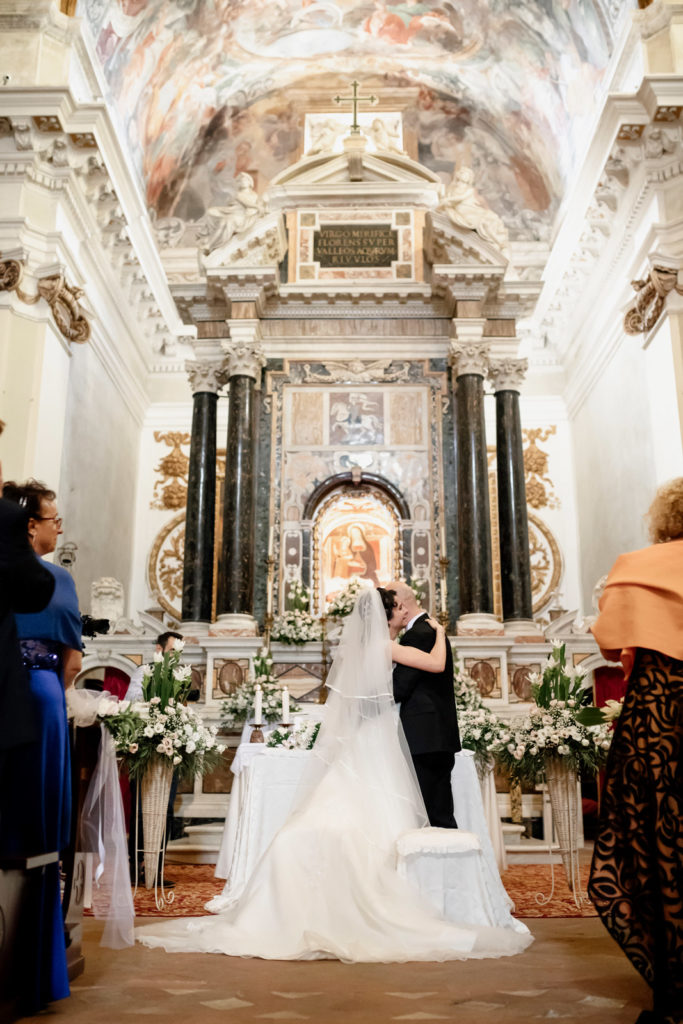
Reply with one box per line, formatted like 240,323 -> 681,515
140,758 -> 174,890
544,753 -> 581,895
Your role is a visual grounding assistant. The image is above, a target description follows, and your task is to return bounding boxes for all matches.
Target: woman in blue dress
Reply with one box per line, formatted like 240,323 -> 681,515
1,479 -> 82,1014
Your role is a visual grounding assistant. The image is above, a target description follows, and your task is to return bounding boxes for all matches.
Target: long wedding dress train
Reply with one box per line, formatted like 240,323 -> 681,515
137,592 -> 532,963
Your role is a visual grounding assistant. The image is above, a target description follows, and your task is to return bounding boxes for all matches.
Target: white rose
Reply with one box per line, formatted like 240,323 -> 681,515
144,726 -> 154,738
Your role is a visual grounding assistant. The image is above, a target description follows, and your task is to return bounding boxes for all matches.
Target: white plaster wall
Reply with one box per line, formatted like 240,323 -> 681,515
0,311 -> 70,484
643,316 -> 683,485
58,334 -> 142,613
571,332 -> 660,611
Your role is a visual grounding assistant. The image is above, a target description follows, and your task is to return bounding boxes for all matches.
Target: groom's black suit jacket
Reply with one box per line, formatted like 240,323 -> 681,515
393,613 -> 461,756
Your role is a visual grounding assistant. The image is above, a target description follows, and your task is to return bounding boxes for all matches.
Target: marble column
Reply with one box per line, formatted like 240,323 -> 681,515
181,359 -> 225,629
489,358 -> 535,634
215,325 -> 266,633
450,335 -> 499,633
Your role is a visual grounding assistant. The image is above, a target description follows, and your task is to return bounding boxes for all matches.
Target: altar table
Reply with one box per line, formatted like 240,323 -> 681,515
215,723 -> 508,916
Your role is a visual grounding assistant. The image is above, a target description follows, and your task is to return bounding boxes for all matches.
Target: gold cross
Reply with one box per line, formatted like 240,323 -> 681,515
333,80 -> 378,134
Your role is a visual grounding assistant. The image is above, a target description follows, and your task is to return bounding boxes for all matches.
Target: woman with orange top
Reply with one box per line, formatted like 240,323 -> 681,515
589,478 -> 683,1024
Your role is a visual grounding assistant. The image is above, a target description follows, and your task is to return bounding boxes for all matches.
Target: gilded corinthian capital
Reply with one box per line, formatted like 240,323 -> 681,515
488,358 -> 528,393
449,340 -> 490,378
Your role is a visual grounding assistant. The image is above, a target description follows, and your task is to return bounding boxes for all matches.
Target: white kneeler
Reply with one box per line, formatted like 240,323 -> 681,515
396,828 -> 521,931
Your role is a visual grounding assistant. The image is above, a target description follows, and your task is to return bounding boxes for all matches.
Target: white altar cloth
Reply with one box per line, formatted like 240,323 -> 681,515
215,740 -> 509,921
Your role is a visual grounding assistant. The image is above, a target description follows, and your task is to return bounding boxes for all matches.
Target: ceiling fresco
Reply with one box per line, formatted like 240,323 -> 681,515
81,0 -> 616,240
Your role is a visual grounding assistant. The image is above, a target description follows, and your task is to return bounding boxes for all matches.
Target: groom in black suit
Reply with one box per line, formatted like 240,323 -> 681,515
389,581 -> 460,829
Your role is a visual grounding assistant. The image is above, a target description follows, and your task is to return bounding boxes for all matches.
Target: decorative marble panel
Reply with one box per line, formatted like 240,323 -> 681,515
294,209 -> 416,283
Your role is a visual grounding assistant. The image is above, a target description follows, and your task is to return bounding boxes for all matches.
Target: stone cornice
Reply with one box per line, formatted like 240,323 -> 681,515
533,81 -> 683,379
0,88 -> 183,360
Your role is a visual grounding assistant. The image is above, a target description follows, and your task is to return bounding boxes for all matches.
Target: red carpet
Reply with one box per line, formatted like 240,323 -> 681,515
87,863 -> 597,919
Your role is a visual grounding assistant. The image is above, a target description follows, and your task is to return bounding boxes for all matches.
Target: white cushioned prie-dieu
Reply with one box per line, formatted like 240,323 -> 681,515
396,827 -> 482,857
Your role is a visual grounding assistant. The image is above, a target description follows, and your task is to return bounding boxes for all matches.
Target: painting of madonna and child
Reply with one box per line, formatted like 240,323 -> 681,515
316,494 -> 400,612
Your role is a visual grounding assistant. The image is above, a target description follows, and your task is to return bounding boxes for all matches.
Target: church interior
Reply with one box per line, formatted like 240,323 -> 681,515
1,0 -> 682,1020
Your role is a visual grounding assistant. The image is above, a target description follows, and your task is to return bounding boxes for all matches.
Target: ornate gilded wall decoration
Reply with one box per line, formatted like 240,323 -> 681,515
623,264 -> 683,335
148,512 -> 185,621
0,260 -> 90,343
150,431 -> 190,510
522,427 -> 560,510
36,274 -> 91,343
528,510 -> 562,613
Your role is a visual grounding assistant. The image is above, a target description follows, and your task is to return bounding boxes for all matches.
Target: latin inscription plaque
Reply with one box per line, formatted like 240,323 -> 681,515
313,223 -> 398,267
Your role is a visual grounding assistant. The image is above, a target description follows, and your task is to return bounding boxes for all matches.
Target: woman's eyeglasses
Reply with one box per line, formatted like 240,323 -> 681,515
35,515 -> 63,527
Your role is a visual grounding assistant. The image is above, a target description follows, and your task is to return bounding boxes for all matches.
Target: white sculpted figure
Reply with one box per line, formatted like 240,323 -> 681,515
202,173 -> 265,266
441,166 -> 509,253
307,118 -> 345,156
367,117 -> 403,155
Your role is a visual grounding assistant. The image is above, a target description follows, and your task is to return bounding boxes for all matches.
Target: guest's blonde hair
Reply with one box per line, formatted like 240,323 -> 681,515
646,477 -> 683,543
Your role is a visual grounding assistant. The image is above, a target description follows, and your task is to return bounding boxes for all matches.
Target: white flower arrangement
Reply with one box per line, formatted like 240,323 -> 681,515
493,642 -> 612,783
95,695 -> 224,782
493,706 -> 612,784
603,697 -> 624,721
266,721 -> 321,750
326,576 -> 370,617
219,648 -> 300,728
271,579 -> 323,645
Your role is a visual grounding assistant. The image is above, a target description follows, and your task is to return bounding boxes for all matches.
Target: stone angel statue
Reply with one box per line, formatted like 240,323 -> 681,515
440,166 -> 509,254
201,173 -> 266,267
366,117 -> 403,155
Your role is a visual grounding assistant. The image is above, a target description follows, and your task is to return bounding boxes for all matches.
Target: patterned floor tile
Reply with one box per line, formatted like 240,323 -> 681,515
387,992 -> 438,999
200,998 -> 255,1010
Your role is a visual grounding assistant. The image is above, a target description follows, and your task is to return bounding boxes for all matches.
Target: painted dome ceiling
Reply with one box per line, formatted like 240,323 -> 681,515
82,0 -> 617,241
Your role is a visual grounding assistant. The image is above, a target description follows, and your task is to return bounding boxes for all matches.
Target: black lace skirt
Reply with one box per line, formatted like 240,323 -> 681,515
588,649 -> 683,1024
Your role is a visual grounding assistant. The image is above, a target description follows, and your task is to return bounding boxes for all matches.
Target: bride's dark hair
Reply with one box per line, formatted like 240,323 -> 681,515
377,587 -> 397,621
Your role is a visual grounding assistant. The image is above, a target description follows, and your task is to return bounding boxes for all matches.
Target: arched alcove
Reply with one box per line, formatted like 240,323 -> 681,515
302,471 -> 415,614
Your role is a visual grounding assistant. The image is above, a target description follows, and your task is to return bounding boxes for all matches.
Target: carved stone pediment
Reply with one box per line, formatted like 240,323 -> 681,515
200,211 -> 287,271
270,147 -> 441,191
424,211 -> 508,271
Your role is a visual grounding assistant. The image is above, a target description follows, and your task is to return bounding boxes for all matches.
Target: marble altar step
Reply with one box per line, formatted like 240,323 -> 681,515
166,824 -> 222,864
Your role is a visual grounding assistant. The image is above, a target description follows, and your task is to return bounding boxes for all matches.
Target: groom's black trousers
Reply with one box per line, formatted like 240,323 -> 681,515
412,751 -> 457,829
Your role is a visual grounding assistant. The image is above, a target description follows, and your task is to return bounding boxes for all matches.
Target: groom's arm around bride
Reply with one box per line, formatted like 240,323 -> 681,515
388,581 -> 461,829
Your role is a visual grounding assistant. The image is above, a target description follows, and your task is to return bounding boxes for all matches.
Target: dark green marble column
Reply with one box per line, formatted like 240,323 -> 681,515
490,359 -> 533,625
182,361 -> 224,626
450,341 -> 495,622
216,337 -> 265,625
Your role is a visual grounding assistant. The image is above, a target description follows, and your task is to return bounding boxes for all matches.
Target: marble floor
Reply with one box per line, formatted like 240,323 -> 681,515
25,917 -> 650,1024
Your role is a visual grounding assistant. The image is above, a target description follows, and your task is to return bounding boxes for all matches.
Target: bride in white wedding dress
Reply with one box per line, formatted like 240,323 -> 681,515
137,589 -> 532,962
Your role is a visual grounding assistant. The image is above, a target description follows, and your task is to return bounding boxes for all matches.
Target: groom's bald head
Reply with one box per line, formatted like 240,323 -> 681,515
386,580 -> 421,626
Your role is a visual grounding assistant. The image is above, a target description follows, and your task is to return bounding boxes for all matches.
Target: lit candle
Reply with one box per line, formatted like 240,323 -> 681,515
440,576 -> 447,613
268,526 -> 274,558
440,525 -> 446,554
266,574 -> 274,616
253,683 -> 263,726
281,685 -> 290,723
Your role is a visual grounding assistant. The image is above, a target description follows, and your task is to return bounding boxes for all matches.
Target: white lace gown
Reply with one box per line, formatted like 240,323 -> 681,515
137,593 -> 532,963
